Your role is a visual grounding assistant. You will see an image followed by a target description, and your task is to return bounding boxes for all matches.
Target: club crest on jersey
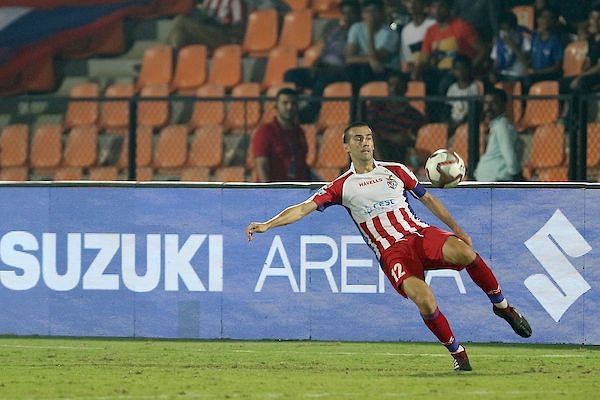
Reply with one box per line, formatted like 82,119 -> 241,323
386,175 -> 398,189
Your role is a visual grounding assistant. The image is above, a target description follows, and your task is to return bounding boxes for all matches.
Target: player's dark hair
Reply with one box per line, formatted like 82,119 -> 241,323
275,87 -> 298,101
343,122 -> 370,143
488,87 -> 508,106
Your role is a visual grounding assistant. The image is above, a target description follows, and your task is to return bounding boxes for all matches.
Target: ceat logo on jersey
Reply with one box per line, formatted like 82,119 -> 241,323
386,175 -> 398,189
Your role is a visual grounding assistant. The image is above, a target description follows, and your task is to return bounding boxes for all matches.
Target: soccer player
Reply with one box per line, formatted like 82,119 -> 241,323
246,122 -> 532,371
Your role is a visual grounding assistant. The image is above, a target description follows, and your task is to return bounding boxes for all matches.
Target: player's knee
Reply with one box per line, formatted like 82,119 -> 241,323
443,237 -> 476,266
408,289 -> 437,314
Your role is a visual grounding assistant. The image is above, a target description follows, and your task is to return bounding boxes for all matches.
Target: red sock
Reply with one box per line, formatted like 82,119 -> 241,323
421,307 -> 459,352
466,254 -> 504,302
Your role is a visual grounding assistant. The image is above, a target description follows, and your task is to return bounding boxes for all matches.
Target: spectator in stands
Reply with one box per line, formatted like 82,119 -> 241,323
475,89 -> 523,182
490,11 -> 531,82
561,4 -> 600,94
414,0 -> 486,120
284,0 -> 361,122
523,8 -> 564,87
365,72 -> 426,164
446,55 -> 482,132
400,0 -> 436,75
251,88 -> 311,182
166,0 -> 247,49
166,0 -> 290,49
345,0 -> 400,93
453,0 -> 502,43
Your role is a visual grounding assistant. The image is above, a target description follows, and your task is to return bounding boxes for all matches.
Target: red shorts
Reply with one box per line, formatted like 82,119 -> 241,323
380,226 -> 465,298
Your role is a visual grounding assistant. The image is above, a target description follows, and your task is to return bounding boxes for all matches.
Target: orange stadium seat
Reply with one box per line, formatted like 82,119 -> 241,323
215,166 -> 246,182
188,125 -> 224,168
153,125 -> 189,170
302,42 -> 324,68
537,167 -> 568,182
172,45 -> 208,94
89,167 -> 119,181
359,81 -> 389,98
117,126 -> 153,169
261,83 -> 295,123
262,46 -> 298,90
512,5 -> 534,30
563,41 -> 588,78
135,167 -> 154,181
226,83 -> 261,132
54,167 -> 83,181
189,83 -> 226,127
279,10 -> 313,53
517,81 -> 559,131
0,124 -> 28,168
415,123 -> 448,161
136,45 -> 173,89
63,126 -> 98,168
587,122 -> 600,168
138,84 -> 170,129
406,81 -> 426,115
65,82 -> 99,128
0,167 -> 28,181
181,167 -> 211,181
303,124 -> 318,167
316,125 -> 349,169
243,9 -> 279,57
100,83 -> 135,129
208,45 -> 242,89
318,82 -> 352,129
525,123 -> 565,179
449,123 -> 486,165
30,125 -> 63,170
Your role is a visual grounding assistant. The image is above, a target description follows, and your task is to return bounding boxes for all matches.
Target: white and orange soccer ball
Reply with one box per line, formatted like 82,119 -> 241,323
424,149 -> 466,188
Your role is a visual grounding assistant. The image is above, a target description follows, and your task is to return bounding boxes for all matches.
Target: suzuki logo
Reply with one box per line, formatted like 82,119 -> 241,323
524,209 -> 591,322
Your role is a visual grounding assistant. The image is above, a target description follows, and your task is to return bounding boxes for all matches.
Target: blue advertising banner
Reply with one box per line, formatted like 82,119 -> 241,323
0,184 -> 597,344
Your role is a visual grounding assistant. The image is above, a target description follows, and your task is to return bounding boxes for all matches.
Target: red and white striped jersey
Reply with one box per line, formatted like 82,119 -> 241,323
311,161 -> 428,258
203,0 -> 246,25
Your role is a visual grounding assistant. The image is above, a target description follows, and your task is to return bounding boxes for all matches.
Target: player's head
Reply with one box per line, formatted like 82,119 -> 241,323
343,122 -> 375,163
499,11 -> 518,33
388,72 -> 407,96
451,54 -> 473,82
483,88 -> 508,119
275,87 -> 299,124
408,0 -> 429,18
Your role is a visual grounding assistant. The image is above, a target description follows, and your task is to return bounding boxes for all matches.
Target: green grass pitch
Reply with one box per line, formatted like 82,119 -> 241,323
0,337 -> 598,399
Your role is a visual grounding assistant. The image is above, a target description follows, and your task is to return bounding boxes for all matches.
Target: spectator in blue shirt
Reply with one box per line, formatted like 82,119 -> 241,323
524,8 -> 564,88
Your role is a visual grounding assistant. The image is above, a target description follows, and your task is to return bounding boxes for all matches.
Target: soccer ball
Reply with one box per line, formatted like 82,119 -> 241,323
424,149 -> 466,188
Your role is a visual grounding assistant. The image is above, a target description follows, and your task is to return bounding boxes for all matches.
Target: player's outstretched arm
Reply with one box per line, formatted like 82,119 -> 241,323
419,192 -> 472,247
246,200 -> 318,241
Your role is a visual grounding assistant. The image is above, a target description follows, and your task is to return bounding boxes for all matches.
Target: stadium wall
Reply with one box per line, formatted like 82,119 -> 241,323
0,182 -> 597,345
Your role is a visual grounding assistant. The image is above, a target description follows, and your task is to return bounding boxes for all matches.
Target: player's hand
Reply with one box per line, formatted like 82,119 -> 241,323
454,228 -> 473,247
246,222 -> 268,241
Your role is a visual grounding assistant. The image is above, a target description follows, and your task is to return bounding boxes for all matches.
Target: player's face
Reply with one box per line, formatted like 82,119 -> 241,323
344,126 -> 375,162
276,94 -> 298,124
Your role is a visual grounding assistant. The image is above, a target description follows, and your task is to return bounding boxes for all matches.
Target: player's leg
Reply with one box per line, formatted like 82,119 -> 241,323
401,276 -> 472,371
441,235 -> 532,338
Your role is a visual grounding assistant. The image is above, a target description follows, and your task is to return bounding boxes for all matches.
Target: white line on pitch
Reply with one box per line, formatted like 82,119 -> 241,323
0,344 -> 105,350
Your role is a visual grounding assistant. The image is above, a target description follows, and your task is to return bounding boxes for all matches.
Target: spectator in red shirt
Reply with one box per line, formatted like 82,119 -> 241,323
252,88 -> 310,182
413,0 -> 486,120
